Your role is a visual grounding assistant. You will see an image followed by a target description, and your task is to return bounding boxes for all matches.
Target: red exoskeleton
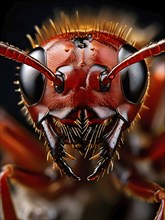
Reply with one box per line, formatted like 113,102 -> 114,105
0,9 -> 165,220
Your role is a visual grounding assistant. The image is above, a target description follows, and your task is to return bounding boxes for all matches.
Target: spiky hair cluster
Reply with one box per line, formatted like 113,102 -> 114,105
26,10 -> 146,49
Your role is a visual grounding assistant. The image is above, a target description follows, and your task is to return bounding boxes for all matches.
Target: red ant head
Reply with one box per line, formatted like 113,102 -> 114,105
18,32 -> 149,181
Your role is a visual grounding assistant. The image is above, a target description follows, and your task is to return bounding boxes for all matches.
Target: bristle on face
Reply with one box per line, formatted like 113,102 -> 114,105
27,9 -> 158,48
26,10 -> 159,49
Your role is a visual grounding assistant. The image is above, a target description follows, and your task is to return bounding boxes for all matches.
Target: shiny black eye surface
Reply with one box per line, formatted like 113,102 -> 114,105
90,64 -> 110,92
54,66 -> 68,93
54,71 -> 65,93
118,44 -> 148,104
100,70 -> 110,92
19,47 -> 46,105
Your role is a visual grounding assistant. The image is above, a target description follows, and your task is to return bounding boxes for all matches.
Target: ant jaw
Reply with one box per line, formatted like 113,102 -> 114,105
40,109 -> 125,181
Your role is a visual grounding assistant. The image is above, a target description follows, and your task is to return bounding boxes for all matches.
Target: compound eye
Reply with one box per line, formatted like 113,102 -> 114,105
54,66 -> 67,93
89,65 -> 110,92
100,70 -> 110,92
118,44 -> 148,104
19,47 -> 46,106
54,70 -> 65,93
